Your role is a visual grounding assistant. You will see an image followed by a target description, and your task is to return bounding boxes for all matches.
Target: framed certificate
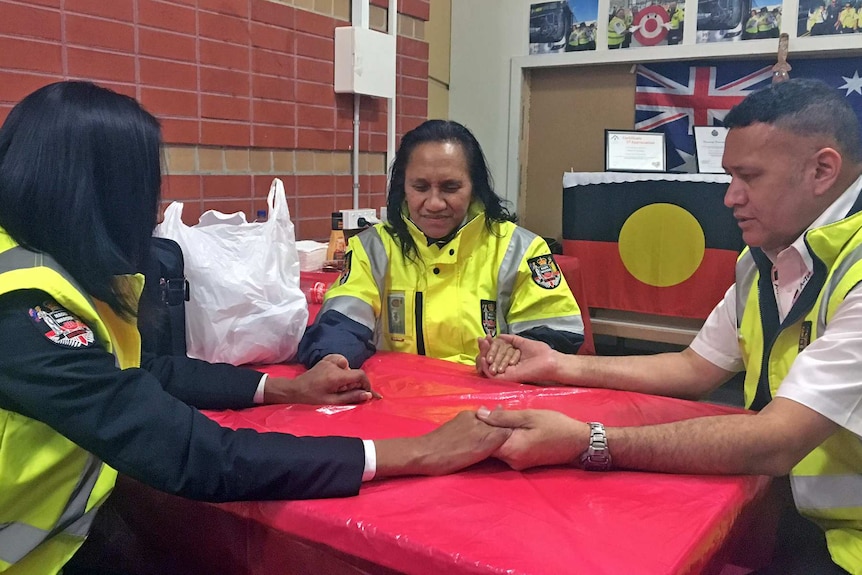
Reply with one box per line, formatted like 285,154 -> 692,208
605,130 -> 666,173
693,126 -> 729,174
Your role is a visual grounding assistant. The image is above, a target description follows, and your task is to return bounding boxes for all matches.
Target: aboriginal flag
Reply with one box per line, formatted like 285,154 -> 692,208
562,173 -> 744,319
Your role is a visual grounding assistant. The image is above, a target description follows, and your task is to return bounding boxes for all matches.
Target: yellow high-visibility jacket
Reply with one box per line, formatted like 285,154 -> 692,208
298,205 -> 584,367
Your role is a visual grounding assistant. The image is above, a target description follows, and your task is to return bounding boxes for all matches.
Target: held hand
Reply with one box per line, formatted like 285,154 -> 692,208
265,354 -> 379,405
375,411 -> 512,477
478,334 -> 559,384
476,407 -> 586,471
475,335 -> 521,377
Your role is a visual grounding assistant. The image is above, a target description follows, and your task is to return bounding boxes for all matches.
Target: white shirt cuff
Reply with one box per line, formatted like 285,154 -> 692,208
253,373 -> 268,404
362,439 -> 377,481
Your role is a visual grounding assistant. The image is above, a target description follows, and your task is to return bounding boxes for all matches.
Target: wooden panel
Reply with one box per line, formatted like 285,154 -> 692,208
522,64 -> 635,240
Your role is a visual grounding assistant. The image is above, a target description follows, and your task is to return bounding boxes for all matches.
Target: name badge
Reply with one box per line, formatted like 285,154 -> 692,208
798,321 -> 812,352
388,292 -> 406,335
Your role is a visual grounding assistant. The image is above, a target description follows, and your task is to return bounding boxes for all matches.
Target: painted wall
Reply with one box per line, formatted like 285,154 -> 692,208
450,0 -> 529,208
427,0 -> 450,119
0,0 -> 431,240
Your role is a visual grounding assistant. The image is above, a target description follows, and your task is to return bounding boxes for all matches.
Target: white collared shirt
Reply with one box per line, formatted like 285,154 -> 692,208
691,175 -> 862,436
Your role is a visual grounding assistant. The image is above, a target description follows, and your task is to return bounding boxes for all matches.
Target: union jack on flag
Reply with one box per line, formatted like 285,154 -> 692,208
635,57 -> 862,172
636,62 -> 773,171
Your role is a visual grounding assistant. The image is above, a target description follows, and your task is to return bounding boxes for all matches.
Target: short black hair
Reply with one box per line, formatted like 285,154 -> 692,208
724,78 -> 862,163
0,81 -> 162,318
385,119 -> 515,261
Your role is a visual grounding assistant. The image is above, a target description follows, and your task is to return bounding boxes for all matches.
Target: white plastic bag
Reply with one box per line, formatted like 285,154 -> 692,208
155,178 -> 307,365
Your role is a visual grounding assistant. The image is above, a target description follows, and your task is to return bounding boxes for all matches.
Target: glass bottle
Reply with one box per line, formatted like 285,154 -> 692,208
326,212 -> 346,263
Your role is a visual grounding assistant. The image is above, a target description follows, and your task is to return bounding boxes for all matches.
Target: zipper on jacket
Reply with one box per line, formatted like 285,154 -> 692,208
415,291 -> 426,355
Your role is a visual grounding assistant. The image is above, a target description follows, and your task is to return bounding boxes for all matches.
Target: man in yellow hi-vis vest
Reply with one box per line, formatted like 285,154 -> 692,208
608,8 -> 628,48
475,79 -> 862,575
667,1 -> 684,44
840,2 -> 857,32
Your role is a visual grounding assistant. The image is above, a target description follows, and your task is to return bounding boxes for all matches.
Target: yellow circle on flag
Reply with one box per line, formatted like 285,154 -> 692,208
618,203 -> 705,287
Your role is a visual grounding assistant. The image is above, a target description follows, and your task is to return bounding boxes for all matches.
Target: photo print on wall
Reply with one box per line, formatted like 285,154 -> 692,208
607,0 -> 685,49
529,0 -> 599,53
696,0 -> 782,43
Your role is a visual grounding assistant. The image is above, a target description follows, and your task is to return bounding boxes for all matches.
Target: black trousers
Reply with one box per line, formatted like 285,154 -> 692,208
753,479 -> 850,575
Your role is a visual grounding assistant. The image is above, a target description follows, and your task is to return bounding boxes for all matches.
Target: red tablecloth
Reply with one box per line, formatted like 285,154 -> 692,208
108,353 -> 775,575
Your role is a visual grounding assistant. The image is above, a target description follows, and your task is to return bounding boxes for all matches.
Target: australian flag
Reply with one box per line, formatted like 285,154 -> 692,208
636,57 -> 862,171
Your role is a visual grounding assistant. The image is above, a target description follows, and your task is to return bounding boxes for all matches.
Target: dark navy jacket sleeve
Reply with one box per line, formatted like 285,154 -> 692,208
0,289 -> 365,502
519,327 -> 584,355
140,352 -> 263,410
296,309 -> 376,369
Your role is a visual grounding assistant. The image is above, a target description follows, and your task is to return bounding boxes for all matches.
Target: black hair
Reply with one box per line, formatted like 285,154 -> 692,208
385,119 -> 515,261
724,78 -> 862,164
0,81 -> 162,318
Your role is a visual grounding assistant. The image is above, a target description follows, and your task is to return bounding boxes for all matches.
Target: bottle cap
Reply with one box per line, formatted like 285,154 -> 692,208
331,212 -> 344,230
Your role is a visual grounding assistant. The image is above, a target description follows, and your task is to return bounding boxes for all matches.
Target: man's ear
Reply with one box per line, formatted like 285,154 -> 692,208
812,147 -> 842,197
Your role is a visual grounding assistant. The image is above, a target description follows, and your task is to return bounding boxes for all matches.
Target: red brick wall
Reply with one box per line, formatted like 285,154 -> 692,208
0,0 -> 429,240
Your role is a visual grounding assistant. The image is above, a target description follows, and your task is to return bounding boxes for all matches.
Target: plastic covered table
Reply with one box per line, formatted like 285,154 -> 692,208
106,353 -> 776,575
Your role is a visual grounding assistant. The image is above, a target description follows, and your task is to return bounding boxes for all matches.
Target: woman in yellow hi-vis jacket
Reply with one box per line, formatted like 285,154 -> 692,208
0,83 -> 512,575
298,120 -> 585,371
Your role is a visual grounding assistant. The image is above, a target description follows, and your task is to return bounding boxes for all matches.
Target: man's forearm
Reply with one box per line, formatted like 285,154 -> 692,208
606,398 -> 838,476
552,348 -> 732,400
609,414 -> 786,476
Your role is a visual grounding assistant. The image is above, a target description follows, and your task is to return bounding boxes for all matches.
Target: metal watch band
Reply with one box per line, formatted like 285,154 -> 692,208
579,422 -> 612,471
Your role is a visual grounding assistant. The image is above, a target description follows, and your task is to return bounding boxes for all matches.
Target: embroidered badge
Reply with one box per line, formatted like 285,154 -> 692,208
798,321 -> 812,352
339,251 -> 352,285
480,299 -> 497,337
28,301 -> 95,348
527,254 -> 562,289
387,292 -> 406,335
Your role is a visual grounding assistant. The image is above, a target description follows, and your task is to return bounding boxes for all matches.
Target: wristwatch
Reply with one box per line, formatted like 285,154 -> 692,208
579,422 -> 612,471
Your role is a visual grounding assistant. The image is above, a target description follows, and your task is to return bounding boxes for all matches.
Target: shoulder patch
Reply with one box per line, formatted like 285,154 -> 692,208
28,300 -> 96,348
339,251 -> 352,285
527,254 -> 562,289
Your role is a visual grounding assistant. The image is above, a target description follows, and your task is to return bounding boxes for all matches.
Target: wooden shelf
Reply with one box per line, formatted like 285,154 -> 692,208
589,308 -> 703,346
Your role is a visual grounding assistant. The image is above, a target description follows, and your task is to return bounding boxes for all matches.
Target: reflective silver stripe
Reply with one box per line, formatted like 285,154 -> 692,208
0,454 -> 103,563
0,507 -> 100,564
496,227 -> 535,334
318,229 -> 389,333
734,252 -> 757,329
510,315 -> 585,334
0,246 -> 96,312
792,473 -> 862,509
358,228 -> 389,342
816,248 -> 862,336
0,245 -> 46,273
357,228 -> 389,299
321,295 -> 377,331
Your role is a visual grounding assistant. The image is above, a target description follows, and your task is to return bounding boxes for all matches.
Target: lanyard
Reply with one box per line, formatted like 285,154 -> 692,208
772,265 -> 812,309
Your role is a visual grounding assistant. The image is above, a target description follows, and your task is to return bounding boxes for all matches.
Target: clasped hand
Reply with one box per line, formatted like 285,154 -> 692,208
477,406 -> 587,471
264,354 -> 380,405
475,334 -> 558,383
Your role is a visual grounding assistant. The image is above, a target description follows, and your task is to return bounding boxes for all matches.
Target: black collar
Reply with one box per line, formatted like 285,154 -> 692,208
425,228 -> 459,248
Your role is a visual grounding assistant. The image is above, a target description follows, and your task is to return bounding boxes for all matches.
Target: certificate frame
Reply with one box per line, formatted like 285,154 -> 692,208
693,126 -> 729,174
604,130 -> 666,173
